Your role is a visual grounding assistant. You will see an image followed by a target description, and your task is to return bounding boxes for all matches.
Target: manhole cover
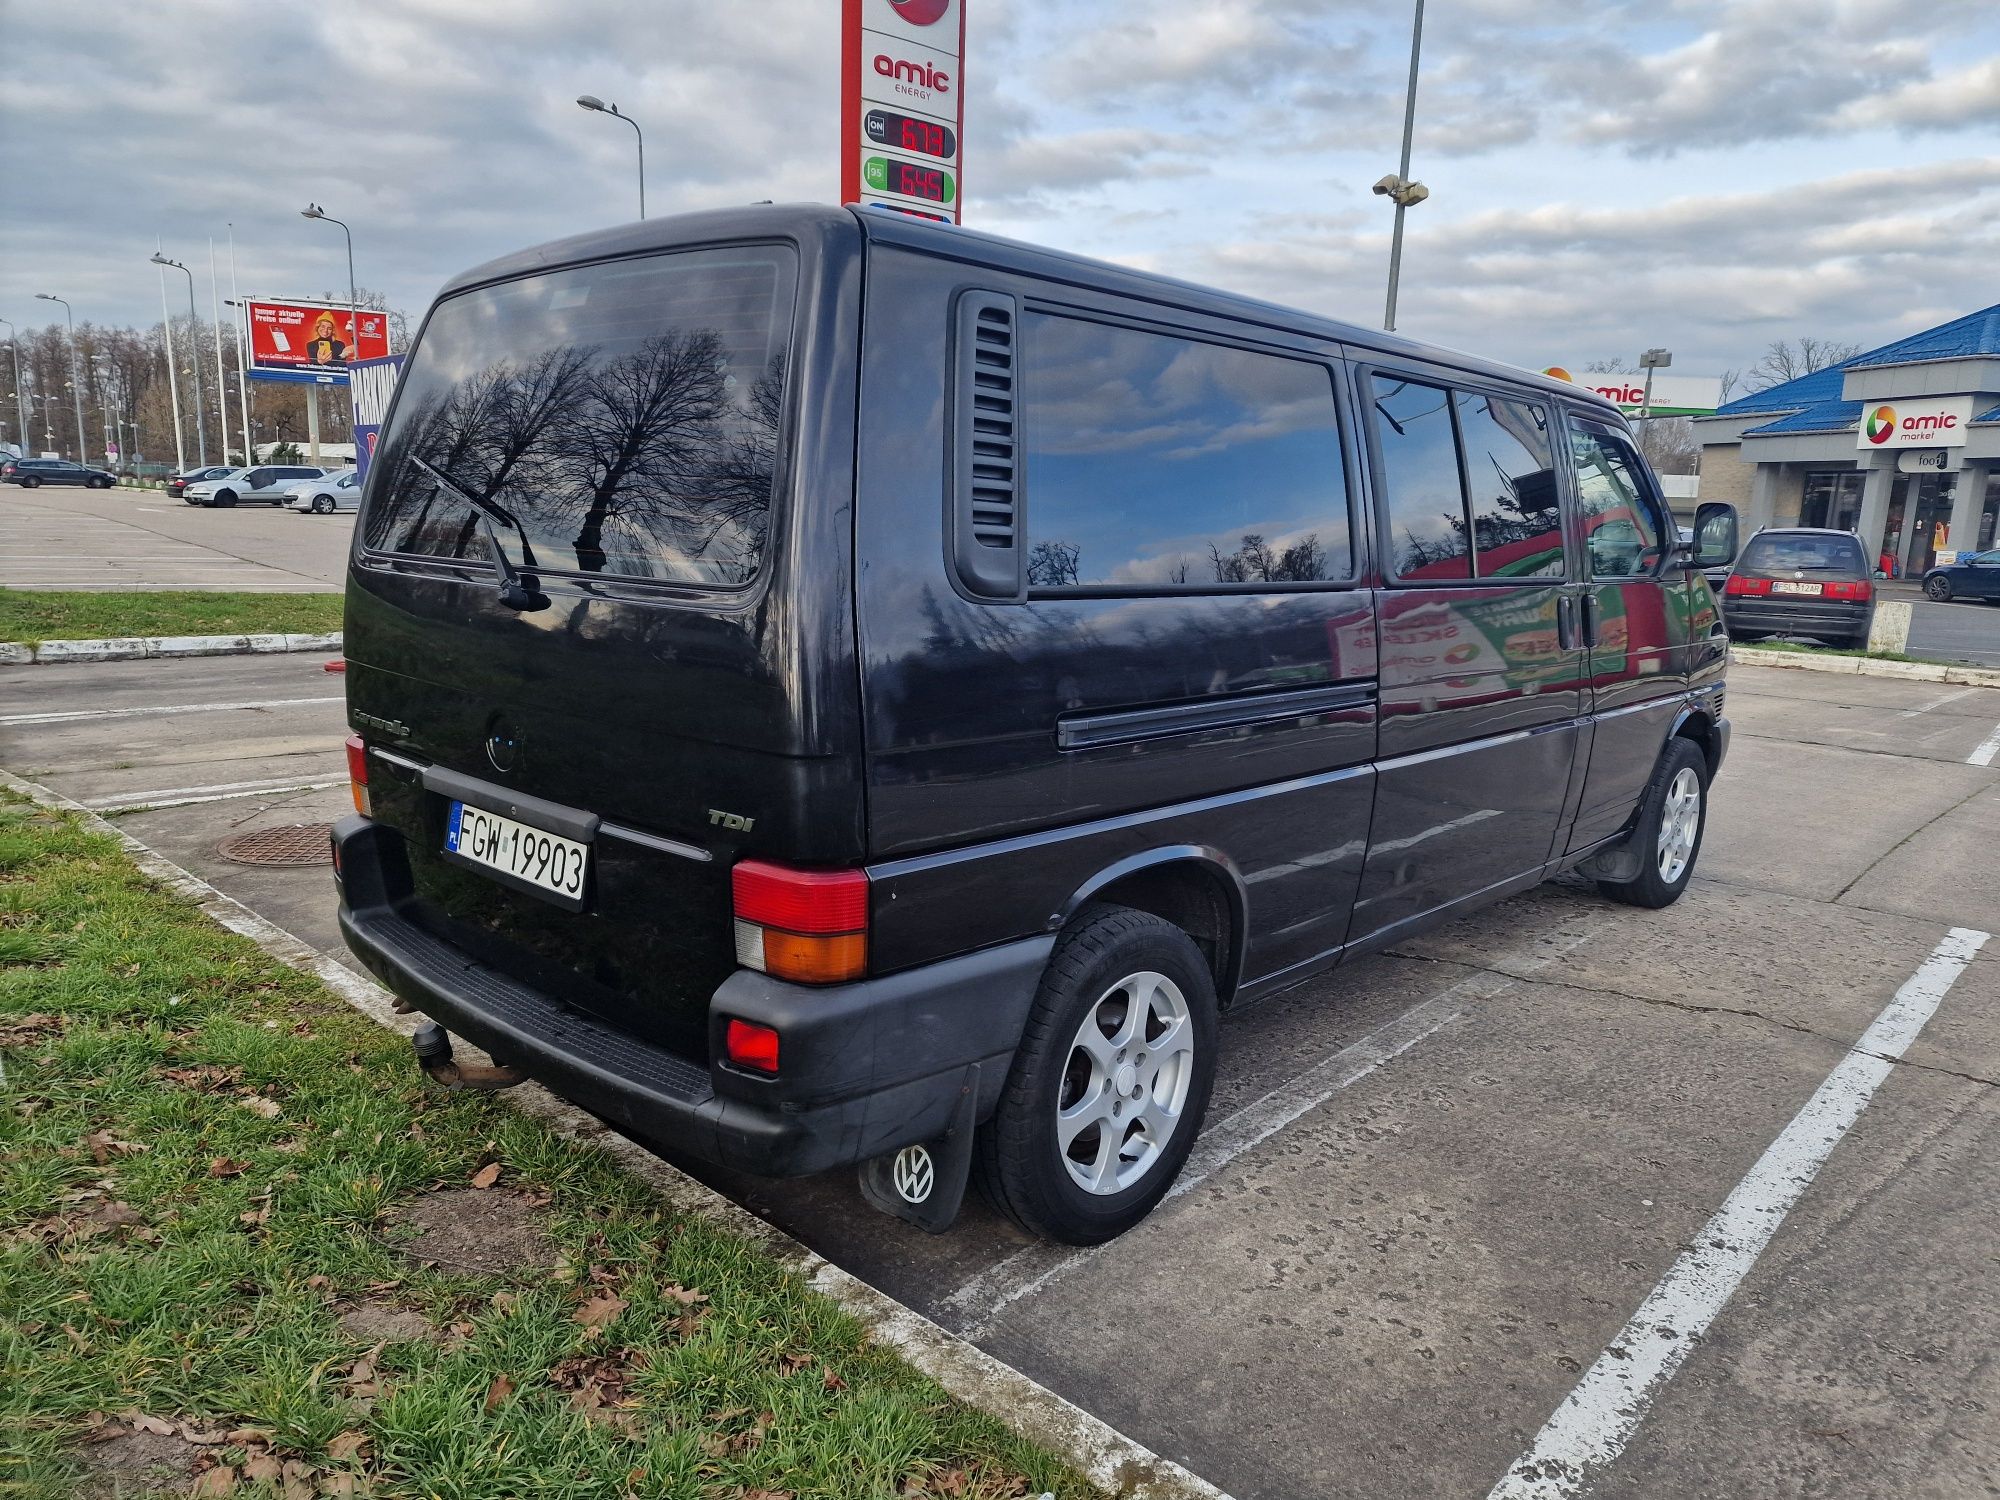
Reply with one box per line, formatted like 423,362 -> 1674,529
215,823 -> 335,867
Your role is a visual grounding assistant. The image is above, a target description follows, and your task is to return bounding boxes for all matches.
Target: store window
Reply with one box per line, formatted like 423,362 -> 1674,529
1800,471 -> 1864,532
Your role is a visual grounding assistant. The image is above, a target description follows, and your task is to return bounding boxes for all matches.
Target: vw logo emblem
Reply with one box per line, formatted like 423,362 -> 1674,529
485,718 -> 522,772
892,1145 -> 934,1204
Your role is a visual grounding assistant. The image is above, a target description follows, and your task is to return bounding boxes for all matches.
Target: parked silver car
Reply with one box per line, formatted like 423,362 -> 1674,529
183,464 -> 330,507
281,469 -> 362,514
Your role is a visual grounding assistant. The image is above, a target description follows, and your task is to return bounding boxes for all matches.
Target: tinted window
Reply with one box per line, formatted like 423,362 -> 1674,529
1372,377 -> 1469,579
1456,391 -> 1562,578
1570,425 -> 1666,578
365,246 -> 796,588
1021,314 -> 1349,589
1736,533 -> 1868,575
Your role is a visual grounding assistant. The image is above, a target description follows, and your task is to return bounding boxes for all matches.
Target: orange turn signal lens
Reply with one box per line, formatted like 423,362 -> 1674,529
344,733 -> 371,816
758,929 -> 867,985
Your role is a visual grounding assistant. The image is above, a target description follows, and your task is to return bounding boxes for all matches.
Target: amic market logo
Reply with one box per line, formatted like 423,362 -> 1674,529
888,0 -> 951,23
1865,405 -> 1897,445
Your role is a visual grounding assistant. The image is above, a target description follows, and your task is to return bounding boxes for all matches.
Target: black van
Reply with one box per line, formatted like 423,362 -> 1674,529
334,205 -> 1739,1244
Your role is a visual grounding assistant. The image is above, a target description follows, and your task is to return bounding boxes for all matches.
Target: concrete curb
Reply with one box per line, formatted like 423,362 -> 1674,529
1729,645 -> 2000,689
0,765 -> 1232,1500
0,632 -> 342,666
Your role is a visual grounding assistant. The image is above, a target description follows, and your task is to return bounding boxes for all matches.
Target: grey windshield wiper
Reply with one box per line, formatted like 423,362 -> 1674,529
409,456 -> 547,612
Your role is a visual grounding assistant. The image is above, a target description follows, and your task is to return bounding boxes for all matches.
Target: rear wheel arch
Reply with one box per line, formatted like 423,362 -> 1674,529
1060,849 -> 1246,1005
1668,704 -> 1719,776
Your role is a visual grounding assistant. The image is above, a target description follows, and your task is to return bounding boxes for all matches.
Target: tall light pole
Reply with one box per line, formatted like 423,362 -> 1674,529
577,95 -> 646,220
208,239 -> 232,461
149,255 -> 207,466
1374,0 -> 1429,333
152,256 -> 188,471
34,294 -> 87,462
227,224 -> 252,462
0,318 -> 25,453
299,204 -> 359,329
1638,347 -> 1672,423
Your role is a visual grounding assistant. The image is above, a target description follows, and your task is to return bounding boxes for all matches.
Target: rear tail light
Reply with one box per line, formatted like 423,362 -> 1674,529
1823,579 -> 1872,600
344,733 -> 370,816
731,860 -> 868,985
1724,575 -> 1771,596
724,1018 -> 781,1074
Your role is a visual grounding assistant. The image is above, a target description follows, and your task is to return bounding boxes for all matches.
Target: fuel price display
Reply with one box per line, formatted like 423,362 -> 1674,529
864,108 -> 957,161
865,156 -> 957,205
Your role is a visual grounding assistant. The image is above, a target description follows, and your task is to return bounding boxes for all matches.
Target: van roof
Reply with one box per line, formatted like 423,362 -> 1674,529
434,202 -> 1617,416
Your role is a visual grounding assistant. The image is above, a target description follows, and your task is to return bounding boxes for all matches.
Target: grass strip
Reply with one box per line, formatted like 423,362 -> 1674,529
1732,639 -> 1958,667
0,590 -> 343,649
0,795 -> 1088,1500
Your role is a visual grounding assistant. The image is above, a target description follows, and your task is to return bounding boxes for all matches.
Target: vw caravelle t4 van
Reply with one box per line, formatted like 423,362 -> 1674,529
334,205 -> 1740,1244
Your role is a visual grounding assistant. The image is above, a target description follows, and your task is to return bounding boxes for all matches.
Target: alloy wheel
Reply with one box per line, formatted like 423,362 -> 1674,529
1656,766 -> 1702,884
1056,970 -> 1196,1195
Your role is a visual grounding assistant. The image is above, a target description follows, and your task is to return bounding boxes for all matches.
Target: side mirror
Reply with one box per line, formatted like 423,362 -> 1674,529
1689,501 -> 1738,571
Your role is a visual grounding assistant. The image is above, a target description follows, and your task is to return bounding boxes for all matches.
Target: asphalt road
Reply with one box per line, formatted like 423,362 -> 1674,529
5,655 -> 2000,1499
1,484 -> 351,591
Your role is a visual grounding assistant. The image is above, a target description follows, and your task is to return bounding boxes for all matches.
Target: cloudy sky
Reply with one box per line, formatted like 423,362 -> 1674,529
4,0 -> 1997,378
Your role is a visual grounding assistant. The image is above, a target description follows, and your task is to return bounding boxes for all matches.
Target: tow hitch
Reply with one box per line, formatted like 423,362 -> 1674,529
411,1022 -> 527,1092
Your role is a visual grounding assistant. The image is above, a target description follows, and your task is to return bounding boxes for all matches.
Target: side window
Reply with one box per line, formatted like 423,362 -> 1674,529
1021,313 -> 1351,590
1370,376 -> 1564,582
1371,377 -> 1469,579
1455,392 -> 1562,579
1569,424 -> 1666,578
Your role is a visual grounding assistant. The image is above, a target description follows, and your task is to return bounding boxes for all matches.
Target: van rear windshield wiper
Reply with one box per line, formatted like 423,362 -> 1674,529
408,456 -> 548,612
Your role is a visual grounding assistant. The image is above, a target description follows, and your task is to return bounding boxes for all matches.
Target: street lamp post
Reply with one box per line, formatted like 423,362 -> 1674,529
1638,347 -> 1672,423
577,95 -> 646,220
149,255 -> 208,465
1374,0 -> 1430,333
34,294 -> 87,463
152,257 -> 188,471
0,318 -> 26,453
300,204 -> 362,468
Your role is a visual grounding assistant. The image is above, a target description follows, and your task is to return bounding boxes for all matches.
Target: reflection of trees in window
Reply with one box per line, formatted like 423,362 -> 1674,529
1208,533 -> 1326,582
1028,539 -> 1081,587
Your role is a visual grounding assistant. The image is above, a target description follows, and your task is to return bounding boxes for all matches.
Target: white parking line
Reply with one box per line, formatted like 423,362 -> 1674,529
1486,925 -> 1992,1500
1896,687 -> 1979,718
1970,721 -> 2000,768
0,696 -> 343,727
85,776 -> 343,813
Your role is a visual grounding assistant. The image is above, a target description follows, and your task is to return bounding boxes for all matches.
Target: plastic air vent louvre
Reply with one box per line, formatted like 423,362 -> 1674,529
951,292 -> 1025,599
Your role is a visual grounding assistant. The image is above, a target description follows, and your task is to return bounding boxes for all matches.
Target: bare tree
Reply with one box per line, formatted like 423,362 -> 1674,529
1581,357 -> 1628,374
1746,337 -> 1858,393
1027,539 -> 1081,587
1637,416 -> 1700,475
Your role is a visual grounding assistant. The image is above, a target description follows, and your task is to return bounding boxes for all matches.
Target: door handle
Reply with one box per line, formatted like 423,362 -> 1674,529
1557,595 -> 1579,652
1581,593 -> 1602,647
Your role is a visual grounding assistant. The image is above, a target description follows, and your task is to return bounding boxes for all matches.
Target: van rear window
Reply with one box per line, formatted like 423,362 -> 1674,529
362,246 -> 796,588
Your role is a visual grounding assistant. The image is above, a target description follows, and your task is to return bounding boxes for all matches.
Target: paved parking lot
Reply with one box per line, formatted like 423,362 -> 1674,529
4,656 -> 1998,1499
0,486 -> 351,591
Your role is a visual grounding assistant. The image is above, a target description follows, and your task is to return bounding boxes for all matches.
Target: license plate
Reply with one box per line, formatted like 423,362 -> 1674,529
445,801 -> 588,901
1771,581 -> 1823,596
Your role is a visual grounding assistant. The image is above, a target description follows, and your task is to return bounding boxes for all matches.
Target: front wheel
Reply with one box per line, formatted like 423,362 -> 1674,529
978,906 -> 1219,1244
1599,738 -> 1709,910
310,495 -> 333,514
89,476 -> 110,488
1925,576 -> 1953,602
212,490 -> 236,507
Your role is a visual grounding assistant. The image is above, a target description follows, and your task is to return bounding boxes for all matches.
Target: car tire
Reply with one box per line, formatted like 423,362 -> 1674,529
18,476 -> 38,488
977,905 -> 1219,1245
1598,738 -> 1709,911
213,490 -> 236,507
310,496 -> 333,515
1924,576 -> 1953,602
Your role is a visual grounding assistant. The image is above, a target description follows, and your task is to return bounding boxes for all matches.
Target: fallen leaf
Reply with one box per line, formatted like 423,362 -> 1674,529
83,1129 -> 146,1163
660,1284 -> 709,1307
325,1430 -> 368,1462
238,1095 -> 283,1120
178,1423 -> 230,1445
244,1454 -> 283,1483
159,1063 -> 245,1091
489,1291 -> 518,1313
209,1156 -> 248,1179
742,1490 -> 793,1500
485,1373 -> 515,1412
305,1275 -> 333,1292
822,1367 -> 847,1393
574,1293 -> 627,1330
319,1474 -> 359,1496
778,1352 -> 812,1375
469,1162 -> 502,1190
190,1466 -> 238,1496
123,1412 -> 176,1436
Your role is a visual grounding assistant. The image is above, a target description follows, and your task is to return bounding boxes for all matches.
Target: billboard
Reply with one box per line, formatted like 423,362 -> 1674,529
1541,368 -> 1722,418
1857,396 -> 1972,449
347,354 -> 404,480
842,0 -> 965,224
245,298 -> 391,384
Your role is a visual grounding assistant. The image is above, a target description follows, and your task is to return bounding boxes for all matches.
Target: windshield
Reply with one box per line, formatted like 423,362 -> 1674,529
362,245 -> 796,589
1737,534 -> 1867,574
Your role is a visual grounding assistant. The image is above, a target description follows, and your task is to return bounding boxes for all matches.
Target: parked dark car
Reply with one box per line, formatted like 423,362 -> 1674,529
1922,549 -> 2000,603
1722,528 -> 1876,648
166,464 -> 234,499
332,205 -> 1740,1245
1,457 -> 115,488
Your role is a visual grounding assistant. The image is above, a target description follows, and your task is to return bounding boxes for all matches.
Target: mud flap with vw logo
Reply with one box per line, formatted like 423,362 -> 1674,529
857,1063 -> 980,1235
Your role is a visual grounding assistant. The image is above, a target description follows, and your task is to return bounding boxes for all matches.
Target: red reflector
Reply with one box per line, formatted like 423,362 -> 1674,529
725,1019 -> 780,1074
345,733 -> 370,817
732,860 -> 869,934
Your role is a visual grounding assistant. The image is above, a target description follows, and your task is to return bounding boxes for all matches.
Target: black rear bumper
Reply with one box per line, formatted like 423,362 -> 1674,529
1723,598 -> 1872,640
332,816 -> 1051,1177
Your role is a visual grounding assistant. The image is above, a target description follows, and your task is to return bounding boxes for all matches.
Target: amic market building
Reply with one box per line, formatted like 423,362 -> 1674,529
1695,303 -> 2000,577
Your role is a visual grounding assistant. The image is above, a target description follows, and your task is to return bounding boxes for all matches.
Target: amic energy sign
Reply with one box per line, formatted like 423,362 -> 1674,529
245,297 -> 392,385
843,0 -> 964,223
